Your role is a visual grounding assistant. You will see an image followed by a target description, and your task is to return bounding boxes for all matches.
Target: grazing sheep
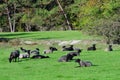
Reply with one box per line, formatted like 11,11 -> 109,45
87,44 -> 96,51
9,50 -> 20,63
19,50 -> 31,59
31,48 -> 40,55
105,45 -> 113,51
75,59 -> 92,67
62,45 -> 74,51
31,55 -> 49,59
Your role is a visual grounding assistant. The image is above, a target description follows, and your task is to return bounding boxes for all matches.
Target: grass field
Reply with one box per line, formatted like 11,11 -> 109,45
0,31 -> 120,80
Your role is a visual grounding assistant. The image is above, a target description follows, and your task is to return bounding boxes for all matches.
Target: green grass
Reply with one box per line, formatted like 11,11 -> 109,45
0,31 -> 120,80
0,31 -> 101,40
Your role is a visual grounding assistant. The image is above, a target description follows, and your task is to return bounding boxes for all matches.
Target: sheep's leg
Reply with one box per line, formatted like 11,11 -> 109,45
15,58 -> 16,62
18,57 -> 19,62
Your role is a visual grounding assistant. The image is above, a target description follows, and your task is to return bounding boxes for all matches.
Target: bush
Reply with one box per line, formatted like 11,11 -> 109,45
91,19 -> 120,44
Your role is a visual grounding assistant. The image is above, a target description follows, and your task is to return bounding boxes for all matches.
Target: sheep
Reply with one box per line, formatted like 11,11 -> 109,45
19,50 -> 31,59
87,44 -> 96,51
31,55 -> 49,59
66,49 -> 82,60
43,46 -> 57,54
62,45 -> 74,51
105,45 -> 113,51
58,55 -> 68,62
49,46 -> 58,51
58,49 -> 82,62
75,59 -> 93,67
9,50 -> 20,63
31,48 -> 40,55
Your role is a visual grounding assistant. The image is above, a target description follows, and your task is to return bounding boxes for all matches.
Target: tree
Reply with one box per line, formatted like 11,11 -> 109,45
56,0 -> 73,30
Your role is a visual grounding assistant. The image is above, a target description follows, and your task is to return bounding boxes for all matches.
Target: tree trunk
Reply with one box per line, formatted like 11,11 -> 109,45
6,7 -> 13,32
6,2 -> 16,32
25,23 -> 30,32
13,3 -> 16,32
56,0 -> 73,30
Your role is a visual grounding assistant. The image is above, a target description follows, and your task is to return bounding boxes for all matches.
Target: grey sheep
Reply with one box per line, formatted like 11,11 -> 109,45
75,59 -> 93,67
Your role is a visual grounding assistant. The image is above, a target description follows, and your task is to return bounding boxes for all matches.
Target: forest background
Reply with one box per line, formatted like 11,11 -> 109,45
0,0 -> 120,44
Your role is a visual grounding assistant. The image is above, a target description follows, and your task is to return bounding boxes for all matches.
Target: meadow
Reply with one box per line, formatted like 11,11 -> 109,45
0,31 -> 120,80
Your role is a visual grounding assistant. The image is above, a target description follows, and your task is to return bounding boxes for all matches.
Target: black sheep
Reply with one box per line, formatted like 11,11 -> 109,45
105,45 -> 113,51
31,55 -> 49,59
43,46 -> 57,54
62,45 -> 74,51
58,49 -> 82,62
87,44 -> 96,51
66,49 -> 82,60
49,46 -> 58,51
75,59 -> 92,67
9,50 -> 20,63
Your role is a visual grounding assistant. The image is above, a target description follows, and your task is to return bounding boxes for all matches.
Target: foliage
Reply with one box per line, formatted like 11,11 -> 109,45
0,0 -> 120,43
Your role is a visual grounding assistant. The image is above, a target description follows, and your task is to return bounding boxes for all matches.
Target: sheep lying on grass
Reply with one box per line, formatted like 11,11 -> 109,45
105,45 -> 113,51
62,45 -> 74,51
19,50 -> 31,59
44,46 -> 57,54
87,44 -> 96,51
58,49 -> 82,62
31,55 -> 49,59
31,48 -> 40,55
75,59 -> 93,67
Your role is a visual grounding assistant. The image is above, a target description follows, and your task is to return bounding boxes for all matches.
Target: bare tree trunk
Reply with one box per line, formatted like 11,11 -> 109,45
25,23 -> 30,32
13,3 -> 16,32
6,2 -> 16,32
6,7 -> 13,32
56,0 -> 73,30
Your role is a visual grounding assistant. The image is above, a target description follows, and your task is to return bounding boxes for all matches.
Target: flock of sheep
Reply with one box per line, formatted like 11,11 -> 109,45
8,44 -> 113,67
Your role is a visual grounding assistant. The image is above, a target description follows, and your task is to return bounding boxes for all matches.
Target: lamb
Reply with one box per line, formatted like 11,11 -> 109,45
75,59 -> 93,67
19,50 -> 31,59
87,44 -> 96,51
9,50 -> 20,63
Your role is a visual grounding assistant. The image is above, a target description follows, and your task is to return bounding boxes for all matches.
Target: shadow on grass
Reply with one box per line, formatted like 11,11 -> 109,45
0,33 -> 31,37
75,64 -> 99,68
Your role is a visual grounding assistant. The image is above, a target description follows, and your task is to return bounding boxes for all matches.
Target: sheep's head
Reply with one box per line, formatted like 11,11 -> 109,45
36,48 -> 39,51
75,59 -> 81,63
9,58 -> 12,63
62,46 -> 66,48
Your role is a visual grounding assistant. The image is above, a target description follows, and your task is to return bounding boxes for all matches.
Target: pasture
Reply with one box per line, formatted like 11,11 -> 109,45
0,31 -> 120,80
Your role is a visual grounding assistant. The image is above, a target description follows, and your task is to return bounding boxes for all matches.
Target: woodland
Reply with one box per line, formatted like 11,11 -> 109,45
0,0 -> 120,43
